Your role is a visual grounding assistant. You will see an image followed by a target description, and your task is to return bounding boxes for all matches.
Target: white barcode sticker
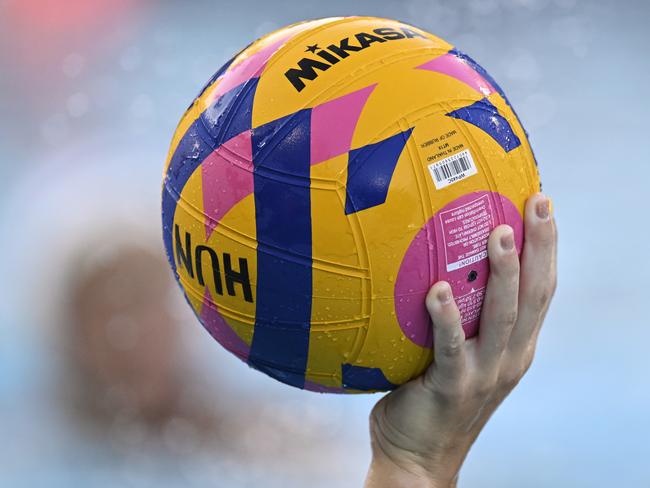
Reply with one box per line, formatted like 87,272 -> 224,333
427,149 -> 478,189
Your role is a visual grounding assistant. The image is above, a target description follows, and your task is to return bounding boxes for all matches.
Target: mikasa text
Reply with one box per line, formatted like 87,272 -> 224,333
285,25 -> 426,92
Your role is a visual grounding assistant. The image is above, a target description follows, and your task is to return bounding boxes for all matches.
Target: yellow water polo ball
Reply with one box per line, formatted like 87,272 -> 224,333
161,16 -> 540,393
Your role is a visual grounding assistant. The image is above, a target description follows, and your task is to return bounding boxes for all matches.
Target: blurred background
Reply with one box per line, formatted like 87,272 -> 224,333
1,0 -> 649,486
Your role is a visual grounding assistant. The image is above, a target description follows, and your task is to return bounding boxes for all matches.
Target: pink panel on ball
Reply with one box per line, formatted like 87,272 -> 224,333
206,36 -> 290,105
201,130 -> 254,240
200,289 -> 250,361
417,53 -> 495,97
206,19 -> 326,105
394,218 -> 436,348
394,192 -> 523,347
303,380 -> 346,393
310,84 -> 376,165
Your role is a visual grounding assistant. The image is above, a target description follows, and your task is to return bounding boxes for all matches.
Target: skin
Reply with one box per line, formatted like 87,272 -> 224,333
365,193 -> 557,488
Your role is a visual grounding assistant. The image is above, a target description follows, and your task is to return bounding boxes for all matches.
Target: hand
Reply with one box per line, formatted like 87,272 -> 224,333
365,193 -> 557,488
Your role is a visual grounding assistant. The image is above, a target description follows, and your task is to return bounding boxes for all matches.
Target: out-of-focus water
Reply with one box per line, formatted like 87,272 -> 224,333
1,0 -> 649,486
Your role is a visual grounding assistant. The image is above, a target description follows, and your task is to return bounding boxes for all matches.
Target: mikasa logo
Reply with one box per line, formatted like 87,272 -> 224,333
285,26 -> 426,92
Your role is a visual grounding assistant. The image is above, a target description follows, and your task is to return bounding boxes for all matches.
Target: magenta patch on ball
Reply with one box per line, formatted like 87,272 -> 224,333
200,289 -> 250,361
201,129 -> 254,240
310,84 -> 376,165
394,191 -> 523,347
417,53 -> 496,97
302,380 -> 346,393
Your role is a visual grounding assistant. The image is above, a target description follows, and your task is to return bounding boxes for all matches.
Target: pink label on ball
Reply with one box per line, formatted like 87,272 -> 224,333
394,191 -> 523,347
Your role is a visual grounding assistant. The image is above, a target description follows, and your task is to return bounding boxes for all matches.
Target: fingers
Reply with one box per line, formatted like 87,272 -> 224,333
476,224 -> 520,371
425,281 -> 466,382
419,195 -> 555,394
507,193 -> 557,355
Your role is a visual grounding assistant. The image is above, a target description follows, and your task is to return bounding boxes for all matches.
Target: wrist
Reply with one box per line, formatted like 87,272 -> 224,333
367,403 -> 465,488
365,454 -> 458,488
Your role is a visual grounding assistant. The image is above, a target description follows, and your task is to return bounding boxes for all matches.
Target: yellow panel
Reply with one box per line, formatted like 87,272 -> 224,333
343,134 -> 432,384
351,65 -> 484,148
172,168 -> 206,314
307,153 -> 366,386
252,17 -> 452,128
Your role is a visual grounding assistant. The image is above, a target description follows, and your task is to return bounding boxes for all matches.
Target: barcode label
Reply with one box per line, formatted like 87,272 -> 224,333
427,149 -> 478,189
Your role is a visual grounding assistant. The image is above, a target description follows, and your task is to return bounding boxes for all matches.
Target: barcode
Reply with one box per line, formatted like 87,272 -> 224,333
427,149 -> 478,189
432,155 -> 471,181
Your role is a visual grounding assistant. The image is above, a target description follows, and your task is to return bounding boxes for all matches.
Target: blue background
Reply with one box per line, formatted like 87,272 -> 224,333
1,0 -> 648,486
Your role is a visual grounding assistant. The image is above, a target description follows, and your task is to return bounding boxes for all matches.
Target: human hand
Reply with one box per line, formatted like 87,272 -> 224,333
365,193 -> 557,488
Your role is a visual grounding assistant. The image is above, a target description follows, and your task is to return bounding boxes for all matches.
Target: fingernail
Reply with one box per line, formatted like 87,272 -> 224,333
437,286 -> 452,305
500,228 -> 514,251
536,196 -> 550,220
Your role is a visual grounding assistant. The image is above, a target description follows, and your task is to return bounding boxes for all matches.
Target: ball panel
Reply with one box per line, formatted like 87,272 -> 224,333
341,363 -> 398,391
417,52 -> 497,97
201,130 -> 254,240
395,192 -> 524,345
483,90 -> 540,186
161,80 -> 258,283
341,139 -> 431,386
310,84 -> 377,165
172,163 -> 258,350
201,19 -> 336,110
162,75 -> 221,177
303,380 -> 346,393
309,152 -> 362,269
200,289 -> 251,362
446,98 -> 521,153
246,108 -> 314,389
308,152 -> 365,391
345,128 -> 414,214
304,325 -> 362,390
348,54 -> 482,149
251,17 -> 452,128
